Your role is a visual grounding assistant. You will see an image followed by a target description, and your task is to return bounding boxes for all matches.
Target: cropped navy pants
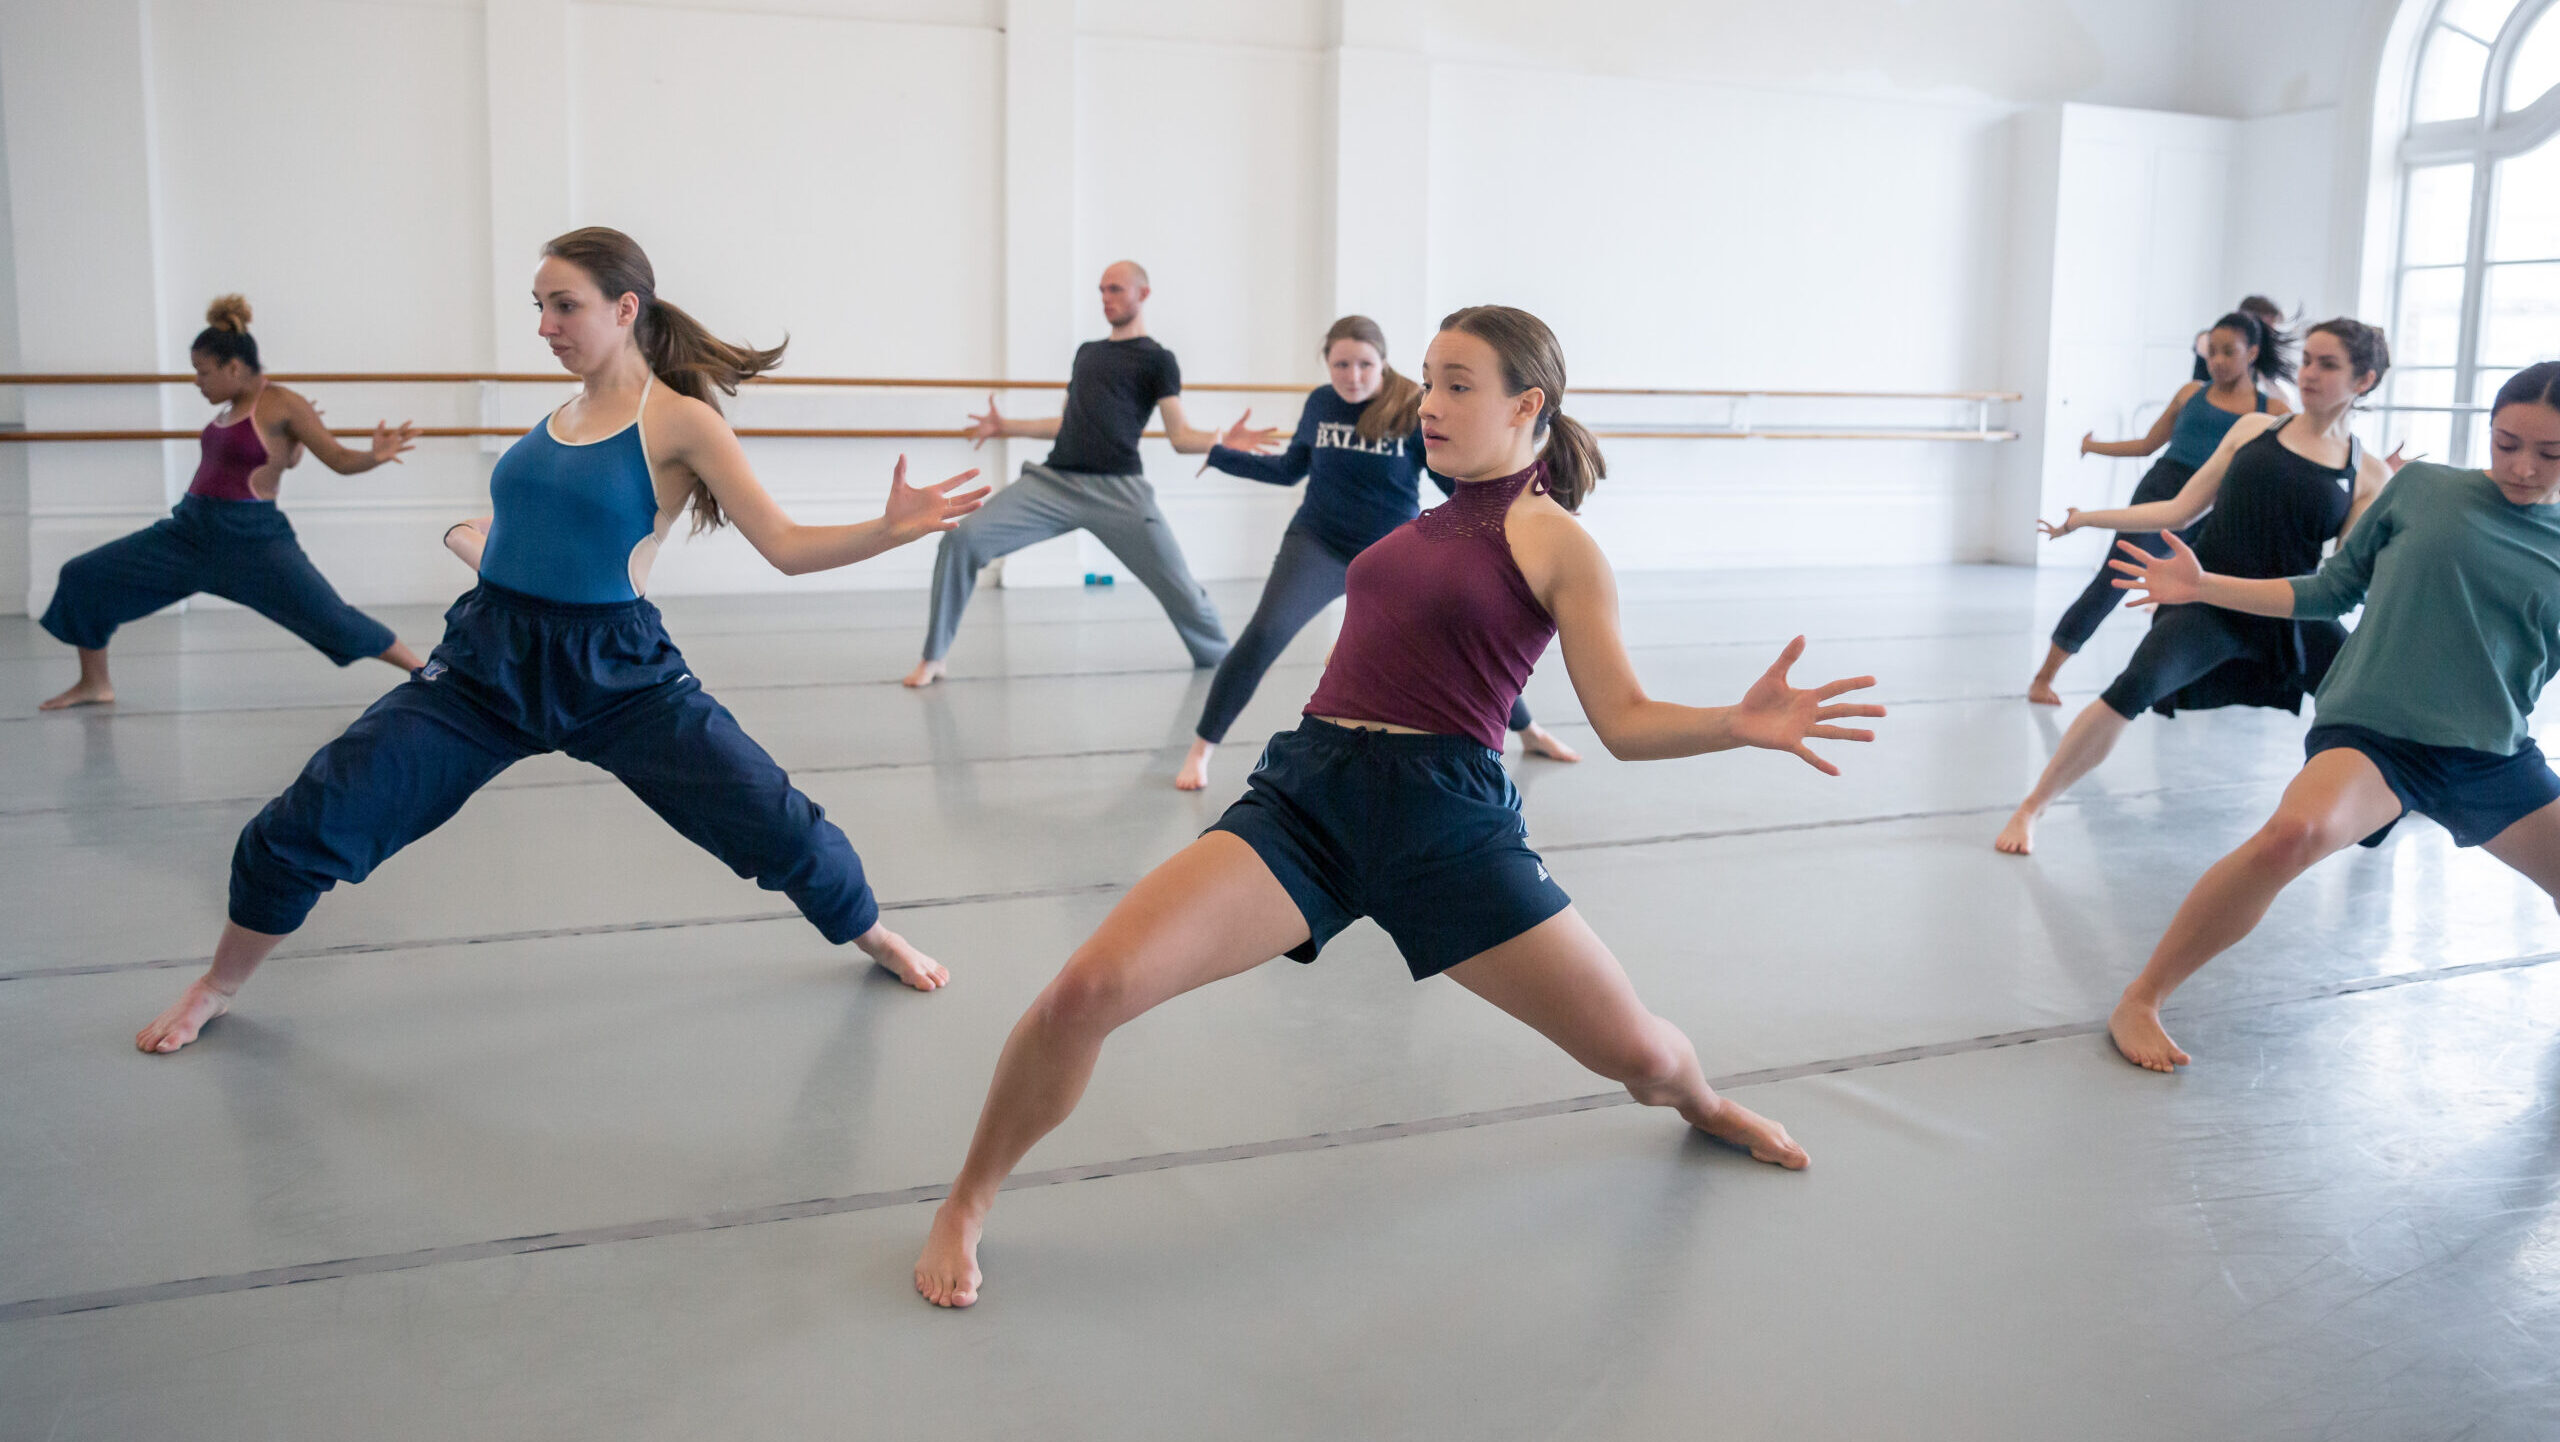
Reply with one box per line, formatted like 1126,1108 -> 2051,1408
41,495 -> 396,663
228,581 -> 878,942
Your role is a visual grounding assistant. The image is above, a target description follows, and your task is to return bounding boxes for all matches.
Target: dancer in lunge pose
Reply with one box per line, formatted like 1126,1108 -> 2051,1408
914,306 -> 1884,1308
135,228 -> 987,1054
40,295 -> 425,710
1994,320 -> 2391,856
905,261 -> 1235,687
2026,308 -> 2293,705
1177,314 -> 1579,791
2102,361 -> 2560,1069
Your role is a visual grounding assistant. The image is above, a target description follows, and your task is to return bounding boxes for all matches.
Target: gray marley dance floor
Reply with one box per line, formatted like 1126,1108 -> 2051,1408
3,565 -> 2558,1441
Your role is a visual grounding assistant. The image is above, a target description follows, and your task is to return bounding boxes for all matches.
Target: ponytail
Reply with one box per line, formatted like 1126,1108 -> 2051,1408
543,226 -> 787,534
1438,304 -> 1606,512
2211,309 -> 2297,388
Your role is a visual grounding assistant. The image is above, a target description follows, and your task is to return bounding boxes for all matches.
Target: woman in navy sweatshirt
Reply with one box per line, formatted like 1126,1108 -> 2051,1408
1176,316 -> 1580,790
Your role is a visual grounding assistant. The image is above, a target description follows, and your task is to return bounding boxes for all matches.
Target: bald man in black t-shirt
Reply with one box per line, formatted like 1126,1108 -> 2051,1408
906,261 -> 1245,687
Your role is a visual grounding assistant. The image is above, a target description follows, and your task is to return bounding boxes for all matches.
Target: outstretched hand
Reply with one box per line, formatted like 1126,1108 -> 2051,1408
1217,409 -> 1281,453
2107,531 -> 2200,608
882,455 -> 990,542
1726,636 -> 1884,777
2384,442 -> 2423,474
2037,509 -> 2084,540
965,393 -> 1004,450
371,420 -> 420,465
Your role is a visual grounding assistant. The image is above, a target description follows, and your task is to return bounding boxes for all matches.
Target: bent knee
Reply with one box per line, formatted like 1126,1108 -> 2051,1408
2249,811 -> 2351,873
1034,955 -> 1140,1035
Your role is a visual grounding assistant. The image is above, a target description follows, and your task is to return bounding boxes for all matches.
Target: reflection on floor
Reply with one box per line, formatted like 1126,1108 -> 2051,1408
3,565 -> 2556,1441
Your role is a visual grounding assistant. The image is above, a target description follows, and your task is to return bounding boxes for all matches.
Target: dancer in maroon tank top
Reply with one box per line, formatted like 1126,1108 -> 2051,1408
38,295 -> 425,710
914,305 -> 1888,1308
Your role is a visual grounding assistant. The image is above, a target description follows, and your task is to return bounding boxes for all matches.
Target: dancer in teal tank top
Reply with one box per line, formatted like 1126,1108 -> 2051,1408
135,228 -> 990,1055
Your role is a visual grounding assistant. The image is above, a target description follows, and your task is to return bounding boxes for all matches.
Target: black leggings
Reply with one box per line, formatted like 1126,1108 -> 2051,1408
2050,457 -> 2202,655
2097,605 -> 2265,720
1196,526 -> 1534,744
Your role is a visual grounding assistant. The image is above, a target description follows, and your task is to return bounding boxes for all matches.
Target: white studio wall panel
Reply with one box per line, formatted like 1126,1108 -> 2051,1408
2227,107 -> 2343,320
1037,32 -> 1328,588
1424,61 -> 2017,569
2024,104 -> 2239,574
130,0 -> 493,615
567,0 -> 1002,595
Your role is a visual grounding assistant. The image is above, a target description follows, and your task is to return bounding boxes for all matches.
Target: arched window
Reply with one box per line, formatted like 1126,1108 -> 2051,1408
2391,0 -> 2560,464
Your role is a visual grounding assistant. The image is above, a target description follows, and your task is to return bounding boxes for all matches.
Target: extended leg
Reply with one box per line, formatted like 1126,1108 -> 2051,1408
38,520 -> 205,709
142,681 -> 528,1052
913,469 -> 1086,682
2108,748 -> 2403,1070
2479,796 -> 2560,905
210,534 -> 407,669
1081,476 -> 1230,669
577,681 -> 926,979
1507,694 -> 1581,762
1183,529 -> 1348,788
2032,531 -> 2177,705
914,831 -> 1311,1307
1996,606 -> 2250,855
1444,906 -> 1805,1166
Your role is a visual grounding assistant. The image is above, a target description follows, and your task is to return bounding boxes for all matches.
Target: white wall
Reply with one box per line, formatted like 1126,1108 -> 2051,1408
1,0 -> 2419,617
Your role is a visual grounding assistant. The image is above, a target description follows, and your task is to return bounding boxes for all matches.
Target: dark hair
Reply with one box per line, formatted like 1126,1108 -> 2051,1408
2194,295 -> 2294,384
2305,317 -> 2392,396
2492,361 -> 2560,418
1324,315 -> 1423,443
2209,309 -> 2298,387
191,294 -> 260,373
1435,306 -> 1604,512
541,226 -> 786,533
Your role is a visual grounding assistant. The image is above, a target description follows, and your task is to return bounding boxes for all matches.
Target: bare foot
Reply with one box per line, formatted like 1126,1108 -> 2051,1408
903,659 -> 946,689
136,978 -> 233,1053
1174,738 -> 1214,791
2026,679 -> 2063,706
1993,807 -> 2039,855
39,679 -> 114,711
914,1203 -> 984,1308
1689,1095 -> 1810,1170
854,925 -> 950,991
1517,723 -> 1582,763
2108,998 -> 2191,1072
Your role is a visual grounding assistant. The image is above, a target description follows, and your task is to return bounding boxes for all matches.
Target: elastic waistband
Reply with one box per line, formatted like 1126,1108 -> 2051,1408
1295,715 -> 1493,757
176,493 -> 277,510
466,578 -> 657,622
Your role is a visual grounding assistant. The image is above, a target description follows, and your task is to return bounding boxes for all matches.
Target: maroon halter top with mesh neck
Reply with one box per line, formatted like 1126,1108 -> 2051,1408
1302,461 -> 1557,749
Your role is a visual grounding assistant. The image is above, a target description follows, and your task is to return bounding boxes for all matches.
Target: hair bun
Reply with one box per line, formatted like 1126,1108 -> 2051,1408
204,294 -> 252,332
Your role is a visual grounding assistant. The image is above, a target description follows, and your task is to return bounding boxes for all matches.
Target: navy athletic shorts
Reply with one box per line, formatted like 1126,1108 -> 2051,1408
1209,717 -> 1572,980
2307,722 -> 2560,848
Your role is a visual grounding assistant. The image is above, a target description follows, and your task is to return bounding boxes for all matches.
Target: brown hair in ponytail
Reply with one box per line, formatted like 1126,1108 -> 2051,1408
1437,305 -> 1605,512
1324,315 -> 1423,443
540,226 -> 787,533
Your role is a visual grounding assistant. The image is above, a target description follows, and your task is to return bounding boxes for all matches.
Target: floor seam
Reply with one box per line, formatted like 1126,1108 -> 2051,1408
5,945 -> 2548,1325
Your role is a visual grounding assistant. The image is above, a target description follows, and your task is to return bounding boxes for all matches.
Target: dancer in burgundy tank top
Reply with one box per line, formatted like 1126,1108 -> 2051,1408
916,306 -> 1888,1309
37,294 -> 426,710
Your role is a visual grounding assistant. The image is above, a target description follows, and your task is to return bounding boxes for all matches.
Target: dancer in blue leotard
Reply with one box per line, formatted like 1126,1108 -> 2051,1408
135,228 -> 989,1054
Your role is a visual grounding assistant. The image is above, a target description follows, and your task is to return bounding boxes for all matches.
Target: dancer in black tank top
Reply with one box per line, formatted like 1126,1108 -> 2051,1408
1995,320 -> 2393,856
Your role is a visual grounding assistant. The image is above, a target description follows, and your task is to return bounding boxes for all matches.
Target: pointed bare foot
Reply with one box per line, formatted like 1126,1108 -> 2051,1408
1174,738 -> 1214,791
2108,998 -> 2190,1072
854,924 -> 950,991
1994,807 -> 2039,855
136,978 -> 233,1053
1689,1095 -> 1810,1170
2026,679 -> 2063,706
1517,723 -> 1582,763
39,680 -> 114,711
914,1203 -> 984,1308
903,659 -> 946,689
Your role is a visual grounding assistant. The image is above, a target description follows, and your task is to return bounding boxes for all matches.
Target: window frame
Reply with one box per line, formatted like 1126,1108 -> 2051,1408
2393,0 -> 2560,463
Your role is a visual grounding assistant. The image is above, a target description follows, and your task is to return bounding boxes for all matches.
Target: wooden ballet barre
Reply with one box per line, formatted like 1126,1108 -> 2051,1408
0,425 -> 2016,444
0,373 -> 2021,402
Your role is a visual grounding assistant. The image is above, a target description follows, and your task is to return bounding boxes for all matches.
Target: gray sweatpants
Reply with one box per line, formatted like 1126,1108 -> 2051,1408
921,462 -> 1230,666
